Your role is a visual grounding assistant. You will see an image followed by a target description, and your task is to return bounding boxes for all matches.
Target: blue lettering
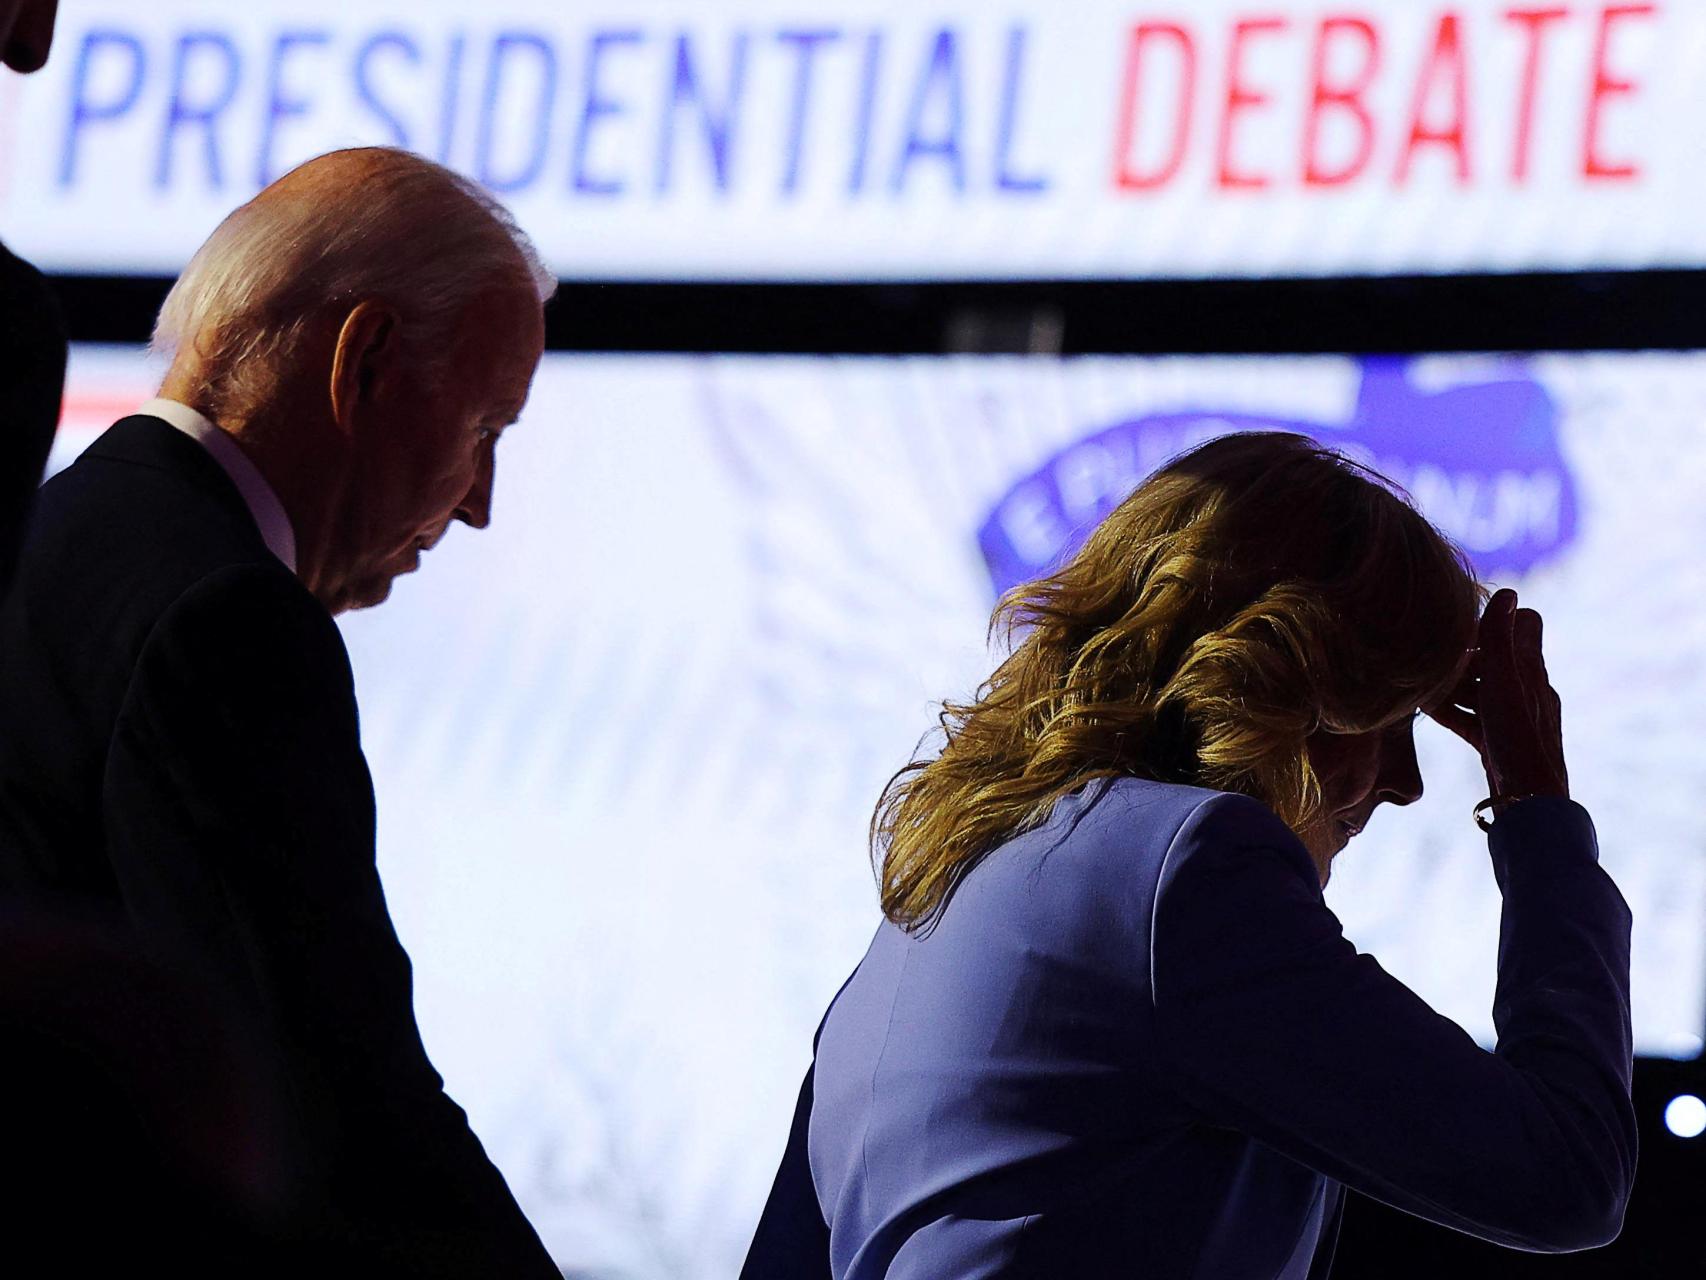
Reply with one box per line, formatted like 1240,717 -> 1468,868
353,32 -> 418,149
156,32 -> 242,191
776,29 -> 839,196
258,30 -> 330,187
848,30 -> 881,194
995,26 -> 1048,195
892,28 -> 965,194
655,31 -> 748,195
60,29 -> 146,187
437,32 -> 467,164
476,33 -> 557,193
572,28 -> 642,195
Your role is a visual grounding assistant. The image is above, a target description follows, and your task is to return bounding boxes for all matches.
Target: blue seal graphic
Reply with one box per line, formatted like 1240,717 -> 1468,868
977,358 -> 1576,596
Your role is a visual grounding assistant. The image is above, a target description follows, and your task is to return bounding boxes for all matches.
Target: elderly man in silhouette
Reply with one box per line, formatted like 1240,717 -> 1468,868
0,146 -> 559,1274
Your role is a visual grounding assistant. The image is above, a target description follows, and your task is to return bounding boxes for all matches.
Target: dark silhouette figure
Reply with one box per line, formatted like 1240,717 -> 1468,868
0,411 -> 557,1274
0,240 -> 63,599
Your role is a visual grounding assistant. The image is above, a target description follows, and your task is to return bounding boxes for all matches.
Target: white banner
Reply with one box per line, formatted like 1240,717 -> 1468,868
1,0 -> 1694,280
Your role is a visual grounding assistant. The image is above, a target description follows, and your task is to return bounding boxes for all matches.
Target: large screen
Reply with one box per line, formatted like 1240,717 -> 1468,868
3,0 -> 1692,281
57,344 -> 1706,1276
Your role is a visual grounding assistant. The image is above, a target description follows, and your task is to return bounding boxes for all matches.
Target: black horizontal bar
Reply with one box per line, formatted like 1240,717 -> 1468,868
46,269 -> 1706,356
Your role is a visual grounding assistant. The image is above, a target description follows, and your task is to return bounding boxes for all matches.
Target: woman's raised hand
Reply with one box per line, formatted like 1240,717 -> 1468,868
1427,588 -> 1570,804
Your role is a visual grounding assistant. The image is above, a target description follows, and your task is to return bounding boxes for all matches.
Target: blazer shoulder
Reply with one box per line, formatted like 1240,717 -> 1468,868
999,780 -> 1296,921
1066,777 -> 1290,864
1154,788 -> 1317,899
18,445 -> 289,657
117,564 -> 360,762
144,561 -> 342,670
41,419 -> 265,561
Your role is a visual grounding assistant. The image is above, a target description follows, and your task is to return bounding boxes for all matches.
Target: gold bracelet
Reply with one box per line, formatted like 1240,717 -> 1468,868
1473,794 -> 1539,832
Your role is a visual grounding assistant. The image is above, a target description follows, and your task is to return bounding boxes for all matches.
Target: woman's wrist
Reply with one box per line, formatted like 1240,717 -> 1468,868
1473,789 -> 1569,831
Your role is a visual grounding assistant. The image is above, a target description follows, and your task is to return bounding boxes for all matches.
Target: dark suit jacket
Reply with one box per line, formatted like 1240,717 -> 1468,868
0,416 -> 558,1276
745,780 -> 1635,1279
0,240 -> 66,596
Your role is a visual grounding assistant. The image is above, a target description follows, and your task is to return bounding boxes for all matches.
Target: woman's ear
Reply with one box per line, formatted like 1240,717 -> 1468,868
328,300 -> 401,437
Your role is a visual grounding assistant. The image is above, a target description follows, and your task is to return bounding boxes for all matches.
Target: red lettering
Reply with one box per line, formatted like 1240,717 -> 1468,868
1112,22 -> 1196,191
1303,16 -> 1380,187
1583,3 -> 1655,181
1396,12 -> 1471,185
1506,8 -> 1569,183
1216,16 -> 1287,190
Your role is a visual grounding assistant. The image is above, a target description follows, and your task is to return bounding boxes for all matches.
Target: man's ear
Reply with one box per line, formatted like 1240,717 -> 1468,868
328,300 -> 401,437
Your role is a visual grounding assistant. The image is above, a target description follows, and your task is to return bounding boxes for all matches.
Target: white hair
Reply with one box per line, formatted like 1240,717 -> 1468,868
152,147 -> 555,418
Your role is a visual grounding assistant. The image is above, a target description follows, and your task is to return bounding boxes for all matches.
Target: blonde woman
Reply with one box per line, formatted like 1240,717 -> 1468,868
743,432 -> 1633,1279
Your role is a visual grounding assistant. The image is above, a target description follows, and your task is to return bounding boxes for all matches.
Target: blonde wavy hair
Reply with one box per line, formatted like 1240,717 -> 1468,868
875,431 -> 1484,932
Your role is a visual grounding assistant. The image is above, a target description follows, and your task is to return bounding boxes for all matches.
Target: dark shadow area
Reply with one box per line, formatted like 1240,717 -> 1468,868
47,268 -> 1706,355
1334,1056 -> 1706,1278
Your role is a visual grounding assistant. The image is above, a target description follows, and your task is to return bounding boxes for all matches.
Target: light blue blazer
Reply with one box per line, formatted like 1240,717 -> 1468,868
746,779 -> 1635,1279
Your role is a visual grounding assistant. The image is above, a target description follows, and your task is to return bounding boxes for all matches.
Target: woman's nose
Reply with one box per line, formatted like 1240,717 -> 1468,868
1377,729 -> 1425,807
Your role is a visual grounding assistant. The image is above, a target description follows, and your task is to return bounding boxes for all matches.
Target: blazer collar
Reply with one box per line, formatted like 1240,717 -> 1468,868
84,415 -> 273,555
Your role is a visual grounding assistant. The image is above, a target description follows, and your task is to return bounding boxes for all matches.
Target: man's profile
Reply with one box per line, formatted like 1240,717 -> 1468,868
0,146 -> 559,1274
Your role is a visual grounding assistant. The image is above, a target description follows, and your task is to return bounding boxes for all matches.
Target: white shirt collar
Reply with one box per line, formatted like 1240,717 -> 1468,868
139,398 -> 299,574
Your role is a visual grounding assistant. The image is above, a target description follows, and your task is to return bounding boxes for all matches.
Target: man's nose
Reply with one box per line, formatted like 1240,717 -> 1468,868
454,460 -> 493,530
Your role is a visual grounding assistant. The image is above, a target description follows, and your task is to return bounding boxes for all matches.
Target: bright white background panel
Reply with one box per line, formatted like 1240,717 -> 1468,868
55,345 -> 1706,1277
3,1 -> 1701,280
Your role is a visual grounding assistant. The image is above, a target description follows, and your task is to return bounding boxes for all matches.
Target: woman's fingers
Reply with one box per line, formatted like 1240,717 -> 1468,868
1513,606 -> 1569,792
1512,607 -> 1547,719
1426,700 -> 1484,752
1476,590 -> 1527,744
1445,663 -> 1481,714
1471,591 -> 1569,801
1436,589 -> 1569,801
1477,589 -> 1515,678
1513,608 -> 1545,679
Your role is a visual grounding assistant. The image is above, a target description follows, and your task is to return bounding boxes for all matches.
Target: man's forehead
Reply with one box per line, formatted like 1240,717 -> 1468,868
480,325 -> 545,410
